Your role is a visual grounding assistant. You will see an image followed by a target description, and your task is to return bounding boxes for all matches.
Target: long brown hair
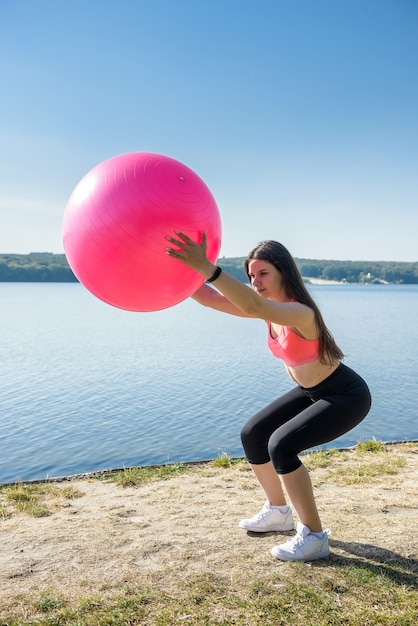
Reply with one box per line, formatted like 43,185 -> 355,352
245,241 -> 344,365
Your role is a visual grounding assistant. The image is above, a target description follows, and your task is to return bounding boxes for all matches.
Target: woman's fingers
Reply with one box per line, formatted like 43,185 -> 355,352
165,230 -> 208,266
174,230 -> 193,243
166,236 -> 184,249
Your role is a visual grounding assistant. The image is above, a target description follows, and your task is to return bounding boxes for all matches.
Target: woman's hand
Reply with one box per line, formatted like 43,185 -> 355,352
165,230 -> 215,278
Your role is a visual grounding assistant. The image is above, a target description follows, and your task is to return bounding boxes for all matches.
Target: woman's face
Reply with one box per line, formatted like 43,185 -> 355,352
247,259 -> 287,301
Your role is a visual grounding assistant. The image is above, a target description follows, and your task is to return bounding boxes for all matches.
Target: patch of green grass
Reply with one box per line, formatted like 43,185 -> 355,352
302,441 -> 407,486
356,439 -> 387,453
0,482 -> 84,518
109,462 -> 188,487
304,448 -> 343,470
211,452 -> 244,469
321,441 -> 407,485
35,590 -> 66,612
0,505 -> 11,520
2,560 -> 417,626
51,484 -> 84,499
304,439 -> 388,473
4,484 -> 51,517
331,455 -> 407,485
211,451 -> 234,468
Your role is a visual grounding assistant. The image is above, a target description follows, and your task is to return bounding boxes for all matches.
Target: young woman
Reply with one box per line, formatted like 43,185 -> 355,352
165,233 -> 371,562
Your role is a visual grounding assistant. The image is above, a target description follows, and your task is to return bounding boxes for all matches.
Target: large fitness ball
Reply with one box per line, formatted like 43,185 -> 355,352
62,152 -> 222,311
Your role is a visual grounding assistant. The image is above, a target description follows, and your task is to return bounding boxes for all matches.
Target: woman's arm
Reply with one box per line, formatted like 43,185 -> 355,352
200,263 -> 312,328
166,231 -> 314,329
191,283 -> 254,317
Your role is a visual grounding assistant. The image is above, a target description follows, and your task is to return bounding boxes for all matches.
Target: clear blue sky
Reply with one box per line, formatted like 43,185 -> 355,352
1,0 -> 417,261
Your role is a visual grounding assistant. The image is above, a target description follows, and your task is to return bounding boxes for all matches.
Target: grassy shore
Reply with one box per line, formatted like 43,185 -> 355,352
1,440 -> 417,625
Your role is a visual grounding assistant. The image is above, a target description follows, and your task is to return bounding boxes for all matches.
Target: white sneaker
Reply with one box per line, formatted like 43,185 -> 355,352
238,501 -> 294,532
271,522 -> 331,561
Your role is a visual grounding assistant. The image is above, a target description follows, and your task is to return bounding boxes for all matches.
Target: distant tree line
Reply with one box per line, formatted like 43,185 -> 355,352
0,253 -> 78,282
219,257 -> 418,284
0,253 -> 417,284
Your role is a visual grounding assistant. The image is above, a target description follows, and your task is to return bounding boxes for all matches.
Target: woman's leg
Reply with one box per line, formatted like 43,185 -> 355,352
268,370 -> 371,532
240,387 -> 312,507
241,386 -> 312,467
249,461 -> 286,506
279,464 -> 322,531
249,461 -> 322,531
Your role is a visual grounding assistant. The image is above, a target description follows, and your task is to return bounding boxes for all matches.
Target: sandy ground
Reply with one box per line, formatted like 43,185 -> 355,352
1,443 -> 417,611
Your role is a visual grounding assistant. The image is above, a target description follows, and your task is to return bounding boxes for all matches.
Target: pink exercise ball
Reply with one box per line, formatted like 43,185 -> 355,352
62,152 -> 222,312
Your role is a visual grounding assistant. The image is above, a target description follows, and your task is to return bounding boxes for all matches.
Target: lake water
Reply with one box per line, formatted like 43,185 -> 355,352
0,283 -> 417,484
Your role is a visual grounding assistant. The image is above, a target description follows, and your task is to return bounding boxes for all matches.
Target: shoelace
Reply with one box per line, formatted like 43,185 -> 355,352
254,505 -> 270,520
286,528 -> 331,552
285,533 -> 306,551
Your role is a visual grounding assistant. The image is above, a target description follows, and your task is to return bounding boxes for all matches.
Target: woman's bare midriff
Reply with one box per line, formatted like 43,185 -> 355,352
285,360 -> 341,389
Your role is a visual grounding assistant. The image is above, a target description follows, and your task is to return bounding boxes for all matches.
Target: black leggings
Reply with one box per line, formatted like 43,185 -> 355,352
240,363 -> 371,474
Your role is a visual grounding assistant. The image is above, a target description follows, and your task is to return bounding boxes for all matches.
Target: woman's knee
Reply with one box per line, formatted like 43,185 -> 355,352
240,420 -> 259,455
240,418 -> 271,464
267,432 -> 301,474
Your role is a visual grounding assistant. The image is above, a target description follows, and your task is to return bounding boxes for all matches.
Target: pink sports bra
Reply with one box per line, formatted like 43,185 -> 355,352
267,322 -> 320,366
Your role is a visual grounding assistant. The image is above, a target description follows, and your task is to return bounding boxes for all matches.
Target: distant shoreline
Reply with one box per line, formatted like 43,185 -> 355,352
304,277 -> 345,285
0,253 -> 417,284
304,277 -> 391,285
